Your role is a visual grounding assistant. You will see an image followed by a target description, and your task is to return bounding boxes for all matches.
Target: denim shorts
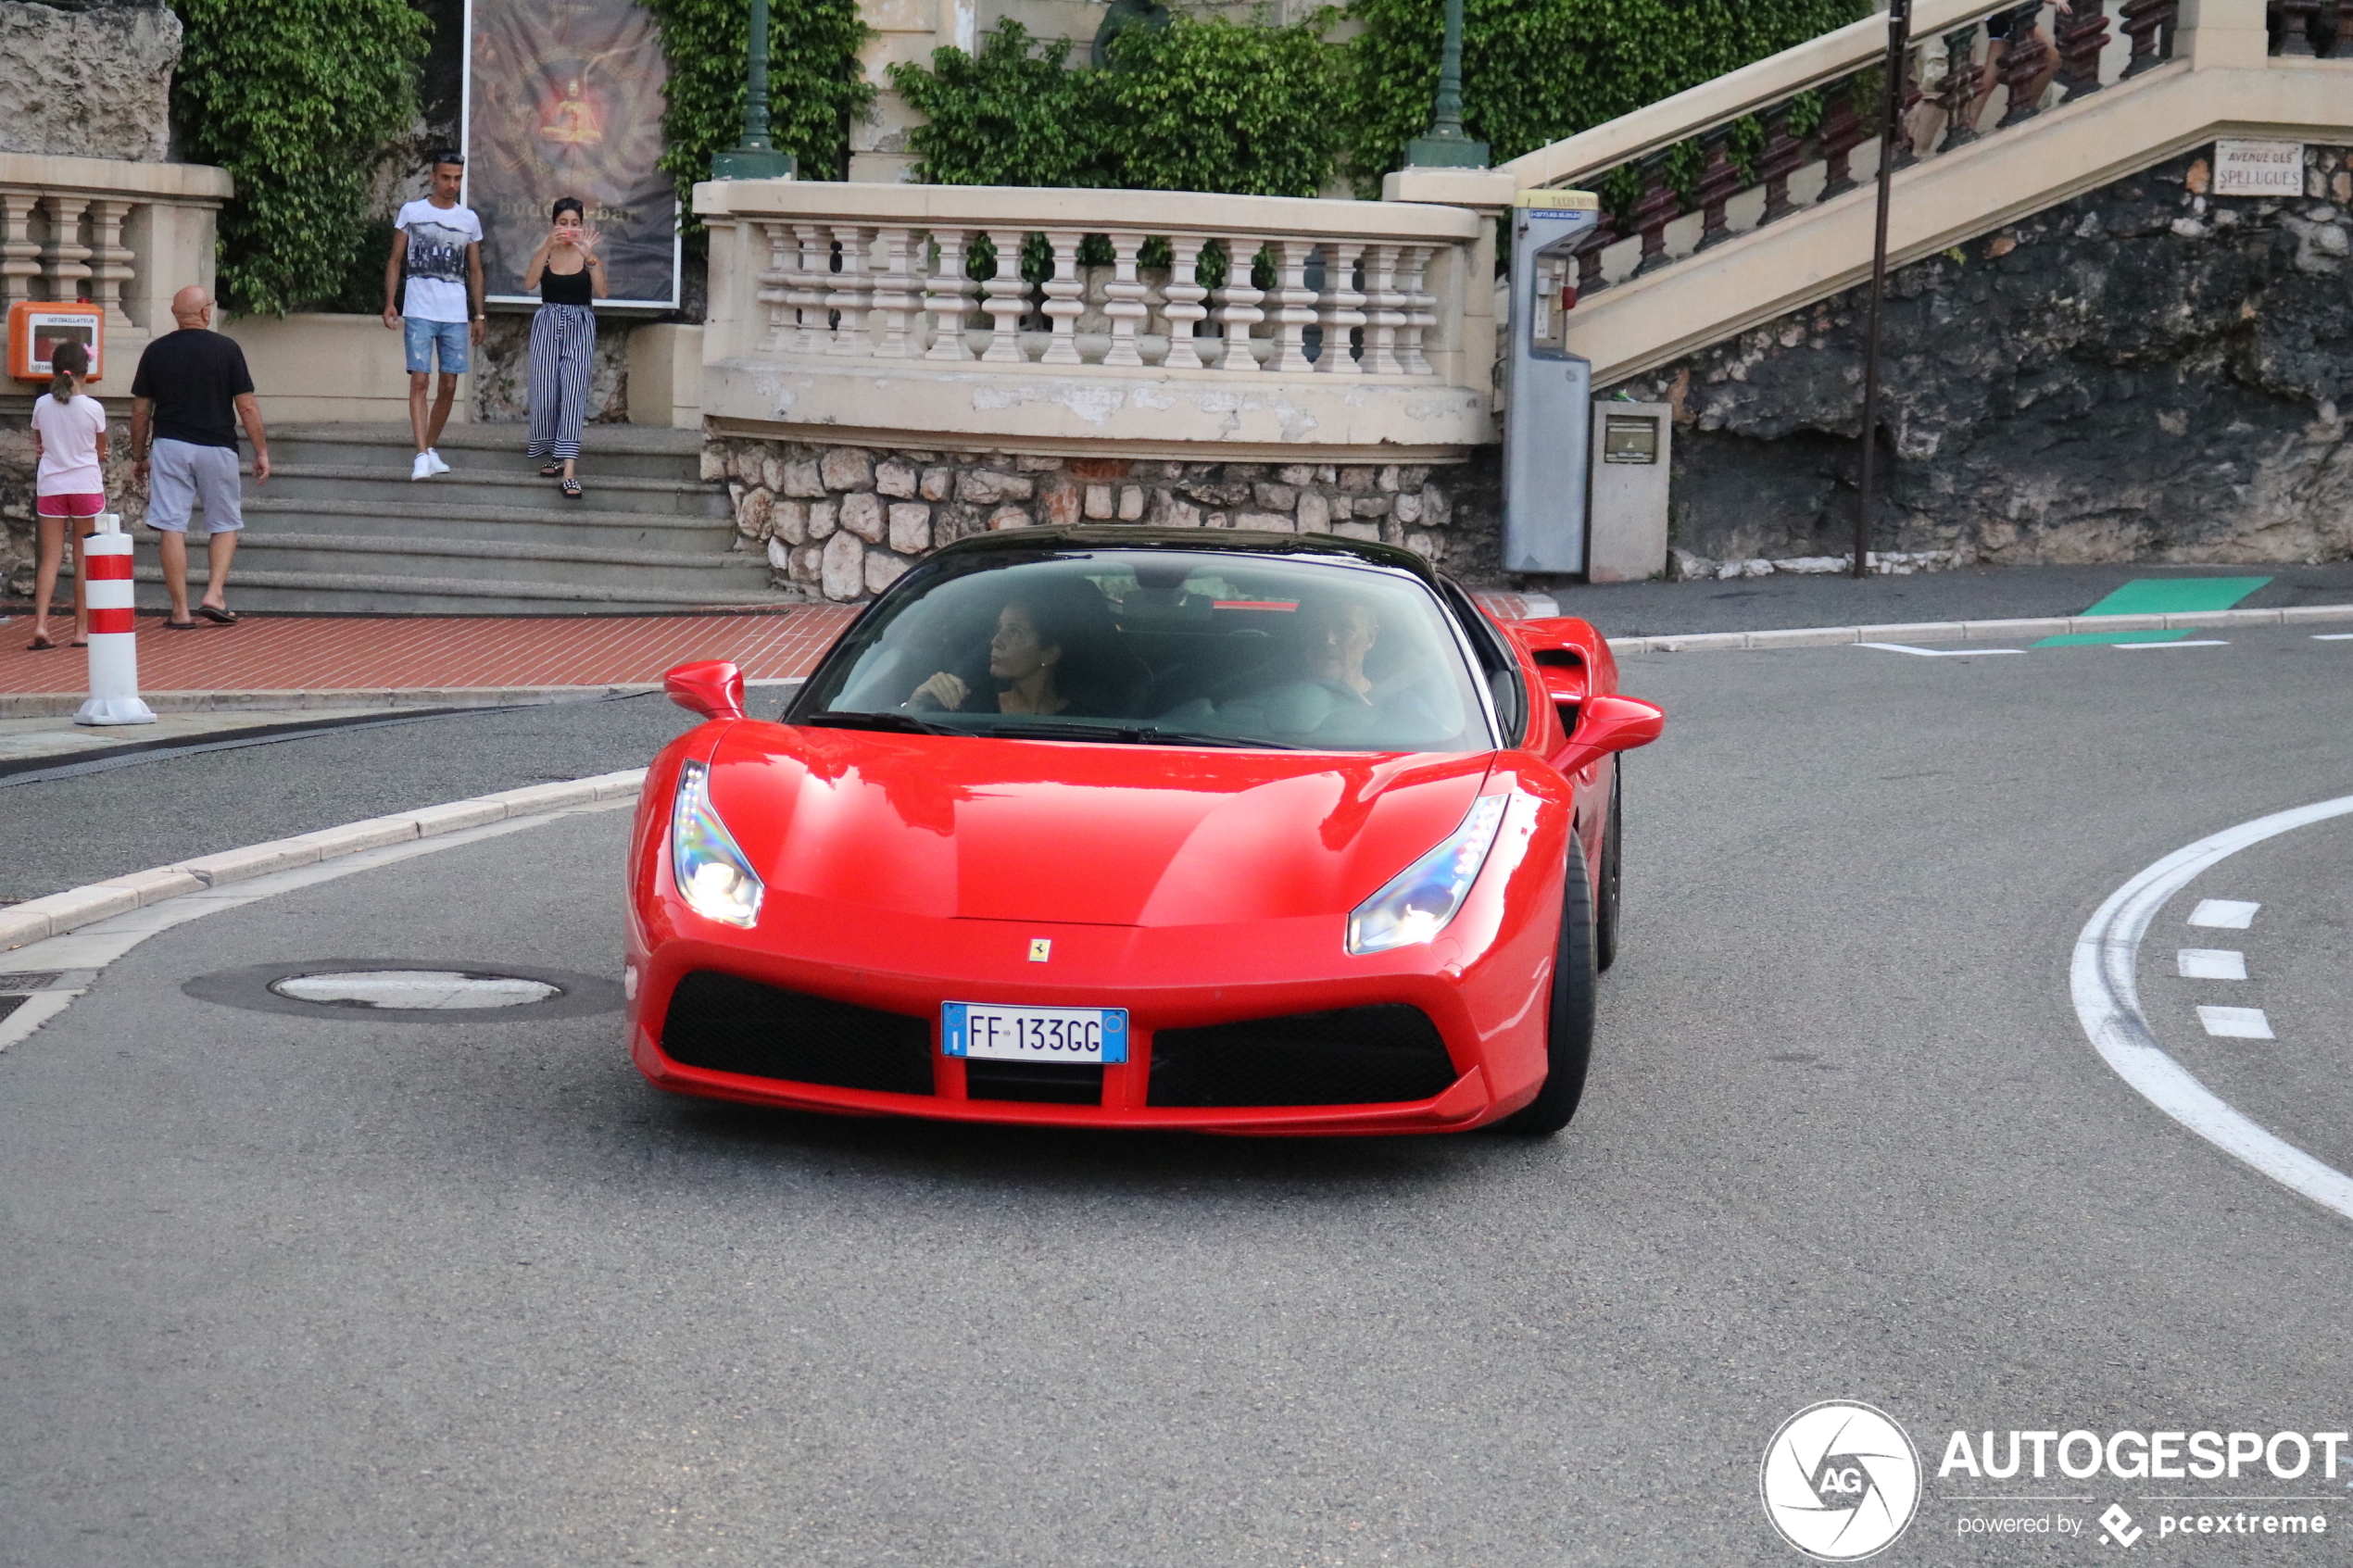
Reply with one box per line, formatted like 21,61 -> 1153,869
404,316 -> 470,375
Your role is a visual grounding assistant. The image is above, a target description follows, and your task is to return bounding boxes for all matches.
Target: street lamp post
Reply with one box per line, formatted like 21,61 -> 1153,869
1405,0 -> 1488,169
711,0 -> 796,181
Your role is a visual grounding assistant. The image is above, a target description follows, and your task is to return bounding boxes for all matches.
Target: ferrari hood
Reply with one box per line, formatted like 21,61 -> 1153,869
702,722 -> 1495,928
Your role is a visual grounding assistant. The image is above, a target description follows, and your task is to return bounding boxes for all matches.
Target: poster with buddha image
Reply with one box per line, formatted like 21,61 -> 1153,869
463,0 -> 678,307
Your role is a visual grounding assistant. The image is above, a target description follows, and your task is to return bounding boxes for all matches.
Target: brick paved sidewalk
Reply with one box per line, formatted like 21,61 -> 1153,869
0,608 -> 859,701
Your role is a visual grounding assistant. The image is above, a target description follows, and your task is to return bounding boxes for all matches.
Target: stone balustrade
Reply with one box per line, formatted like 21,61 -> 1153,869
695,182 -> 1494,461
0,152 -> 232,359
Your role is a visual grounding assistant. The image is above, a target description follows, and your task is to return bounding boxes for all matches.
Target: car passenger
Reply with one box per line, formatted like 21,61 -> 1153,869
904,586 -> 1110,716
1168,594 -> 1454,743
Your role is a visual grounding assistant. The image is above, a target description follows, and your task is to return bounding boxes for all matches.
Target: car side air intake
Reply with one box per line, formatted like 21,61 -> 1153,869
1146,1004 -> 1458,1108
661,971 -> 937,1095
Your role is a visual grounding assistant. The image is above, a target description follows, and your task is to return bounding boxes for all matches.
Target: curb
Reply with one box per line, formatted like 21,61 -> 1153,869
0,768 -> 648,953
1604,602 -> 2353,654
0,683 -> 661,721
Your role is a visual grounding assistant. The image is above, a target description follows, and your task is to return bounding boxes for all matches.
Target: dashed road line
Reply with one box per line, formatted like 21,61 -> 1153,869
1855,643 -> 2023,658
2176,948 -> 2247,980
2070,797 -> 2353,1223
2115,639 -> 2229,649
2196,1006 -> 2275,1041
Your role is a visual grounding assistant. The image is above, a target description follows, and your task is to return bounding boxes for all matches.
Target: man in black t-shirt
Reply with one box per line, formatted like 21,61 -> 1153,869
129,286 -> 271,628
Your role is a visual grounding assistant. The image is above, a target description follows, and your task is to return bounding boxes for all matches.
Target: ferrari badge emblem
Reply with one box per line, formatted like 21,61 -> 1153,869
1027,938 -> 1051,962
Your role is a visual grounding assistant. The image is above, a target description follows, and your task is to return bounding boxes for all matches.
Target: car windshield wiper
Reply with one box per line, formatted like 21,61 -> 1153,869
982,721 -> 1301,750
801,709 -> 957,735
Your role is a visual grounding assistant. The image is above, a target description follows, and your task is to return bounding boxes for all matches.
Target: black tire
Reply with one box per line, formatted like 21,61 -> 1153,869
1594,762 -> 1623,973
1497,834 -> 1597,1136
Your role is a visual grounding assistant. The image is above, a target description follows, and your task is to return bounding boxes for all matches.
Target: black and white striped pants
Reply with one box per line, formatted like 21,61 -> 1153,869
525,303 -> 597,461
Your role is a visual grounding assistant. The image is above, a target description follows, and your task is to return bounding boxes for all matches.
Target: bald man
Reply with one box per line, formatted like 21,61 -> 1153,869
129,286 -> 270,627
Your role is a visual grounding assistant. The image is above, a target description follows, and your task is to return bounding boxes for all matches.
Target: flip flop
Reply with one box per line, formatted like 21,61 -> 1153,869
162,616 -> 201,631
195,605 -> 239,624
23,633 -> 57,651
69,638 -> 87,648
538,461 -> 565,478
560,478 -> 583,499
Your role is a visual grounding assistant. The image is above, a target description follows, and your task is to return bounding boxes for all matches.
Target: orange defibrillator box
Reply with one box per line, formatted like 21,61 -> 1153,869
7,300 -> 104,383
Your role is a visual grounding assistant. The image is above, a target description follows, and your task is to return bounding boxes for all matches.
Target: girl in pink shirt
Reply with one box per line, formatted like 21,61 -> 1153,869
27,340 -> 108,650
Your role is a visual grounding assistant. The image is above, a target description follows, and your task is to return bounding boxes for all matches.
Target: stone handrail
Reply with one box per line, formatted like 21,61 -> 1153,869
0,153 -> 233,354
694,181 -> 1497,460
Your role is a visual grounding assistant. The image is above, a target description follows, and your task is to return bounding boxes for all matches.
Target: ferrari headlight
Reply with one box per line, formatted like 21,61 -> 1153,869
1346,795 -> 1507,955
670,759 -> 763,928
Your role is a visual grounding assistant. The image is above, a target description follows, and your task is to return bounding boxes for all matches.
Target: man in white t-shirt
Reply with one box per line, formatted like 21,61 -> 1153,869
382,151 -> 485,481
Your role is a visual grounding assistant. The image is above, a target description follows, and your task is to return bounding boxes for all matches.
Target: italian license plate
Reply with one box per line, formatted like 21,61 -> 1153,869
942,1002 -> 1128,1064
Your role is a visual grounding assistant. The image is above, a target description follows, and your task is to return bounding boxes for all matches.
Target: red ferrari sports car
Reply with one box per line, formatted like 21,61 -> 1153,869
626,527 -> 1661,1135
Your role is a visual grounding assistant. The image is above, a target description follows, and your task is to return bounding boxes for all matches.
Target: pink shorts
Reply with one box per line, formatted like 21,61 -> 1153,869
37,492 -> 105,519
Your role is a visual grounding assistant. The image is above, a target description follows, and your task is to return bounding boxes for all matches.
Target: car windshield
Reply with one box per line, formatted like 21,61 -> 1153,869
793,549 -> 1497,753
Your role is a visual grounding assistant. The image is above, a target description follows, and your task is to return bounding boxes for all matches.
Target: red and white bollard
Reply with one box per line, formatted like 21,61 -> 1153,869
75,515 -> 156,727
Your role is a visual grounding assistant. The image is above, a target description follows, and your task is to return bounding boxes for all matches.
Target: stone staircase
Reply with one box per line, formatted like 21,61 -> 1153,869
134,422 -> 797,616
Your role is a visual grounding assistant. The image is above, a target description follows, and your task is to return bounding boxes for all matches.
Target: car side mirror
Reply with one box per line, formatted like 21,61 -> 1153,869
664,659 -> 747,721
1575,694 -> 1664,755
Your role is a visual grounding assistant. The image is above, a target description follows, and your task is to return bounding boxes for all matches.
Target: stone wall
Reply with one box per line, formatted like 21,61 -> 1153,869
0,1 -> 181,163
1609,145 -> 2353,570
705,438 -> 1497,601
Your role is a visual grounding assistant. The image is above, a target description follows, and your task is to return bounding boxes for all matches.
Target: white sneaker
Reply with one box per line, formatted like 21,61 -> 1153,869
425,449 -> 451,476
411,452 -> 434,481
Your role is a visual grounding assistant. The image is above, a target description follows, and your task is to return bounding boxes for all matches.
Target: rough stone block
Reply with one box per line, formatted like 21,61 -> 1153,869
988,505 -> 1032,530
1393,493 -> 1423,524
1378,465 -> 1401,493
1068,457 -> 1129,481
1236,511 -> 1292,533
1037,475 -> 1081,529
839,492 -> 887,543
1338,468 -> 1375,493
959,470 -> 1034,505
807,501 -> 838,541
865,551 -> 910,595
1403,530 -> 1438,558
887,502 -> 931,554
773,500 -> 809,546
821,447 -> 875,492
790,545 -> 823,584
781,458 -> 825,498
1015,454 -> 1065,471
822,533 -> 867,600
1315,465 -> 1338,483
1296,491 -> 1330,532
1117,485 -> 1145,521
1333,521 -> 1380,541
1276,465 -> 1314,486
1253,483 -> 1298,511
919,466 -> 953,501
699,445 -> 727,482
766,534 -> 791,572
0,1 -> 181,161
736,487 -> 774,541
1154,494 -> 1202,528
1083,483 -> 1115,520
875,459 -> 918,498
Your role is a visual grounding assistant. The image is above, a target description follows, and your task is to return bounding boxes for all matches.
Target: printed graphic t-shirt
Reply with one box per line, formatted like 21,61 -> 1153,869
396,198 -> 484,322
31,391 -> 108,495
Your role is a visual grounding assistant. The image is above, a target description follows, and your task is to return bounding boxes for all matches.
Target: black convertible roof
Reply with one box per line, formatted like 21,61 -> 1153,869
927,526 -> 1441,584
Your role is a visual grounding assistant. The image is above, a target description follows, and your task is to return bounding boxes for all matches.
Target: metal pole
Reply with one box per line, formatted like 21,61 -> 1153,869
1853,0 -> 1910,579
1405,0 -> 1489,169
711,0 -> 796,181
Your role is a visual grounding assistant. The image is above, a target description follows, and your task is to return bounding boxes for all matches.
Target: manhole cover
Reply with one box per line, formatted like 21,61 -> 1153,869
184,960 -> 623,1022
270,970 -> 561,1010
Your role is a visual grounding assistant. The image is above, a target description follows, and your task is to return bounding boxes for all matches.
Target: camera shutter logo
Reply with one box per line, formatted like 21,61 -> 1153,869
1760,1401 -> 1921,1561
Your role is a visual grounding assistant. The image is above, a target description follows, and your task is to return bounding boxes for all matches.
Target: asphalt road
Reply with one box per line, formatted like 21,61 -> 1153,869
4,628 -> 2351,1566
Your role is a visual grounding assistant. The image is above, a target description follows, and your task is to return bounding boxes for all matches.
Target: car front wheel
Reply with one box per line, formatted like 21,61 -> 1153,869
1496,834 -> 1596,1136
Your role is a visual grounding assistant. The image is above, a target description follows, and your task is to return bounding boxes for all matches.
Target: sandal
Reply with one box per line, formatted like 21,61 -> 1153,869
162,616 -> 201,631
195,604 -> 239,625
538,461 -> 565,478
560,477 -> 583,499
24,632 -> 57,651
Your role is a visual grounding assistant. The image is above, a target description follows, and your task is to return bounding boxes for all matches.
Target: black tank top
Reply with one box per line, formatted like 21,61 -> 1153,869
540,264 -> 593,305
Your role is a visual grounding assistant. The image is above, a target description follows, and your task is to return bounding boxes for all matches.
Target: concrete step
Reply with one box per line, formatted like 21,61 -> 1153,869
223,532 -> 775,595
233,495 -> 741,551
259,462 -> 732,519
268,421 -> 708,482
132,564 -> 804,618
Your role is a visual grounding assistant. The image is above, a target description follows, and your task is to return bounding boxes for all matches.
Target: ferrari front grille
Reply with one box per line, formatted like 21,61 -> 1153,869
1145,1004 -> 1458,1109
964,1060 -> 1106,1105
661,971 -> 936,1096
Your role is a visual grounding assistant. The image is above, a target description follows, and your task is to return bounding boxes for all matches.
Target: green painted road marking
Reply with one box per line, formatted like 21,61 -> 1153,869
2034,629 -> 2196,646
2078,576 -> 2272,617
2032,576 -> 2272,646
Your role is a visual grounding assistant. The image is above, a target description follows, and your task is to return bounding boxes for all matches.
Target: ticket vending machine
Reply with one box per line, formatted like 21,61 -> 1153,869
1501,190 -> 1600,574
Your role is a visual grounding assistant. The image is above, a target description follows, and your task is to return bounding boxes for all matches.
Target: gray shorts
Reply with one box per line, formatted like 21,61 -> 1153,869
146,438 -> 243,534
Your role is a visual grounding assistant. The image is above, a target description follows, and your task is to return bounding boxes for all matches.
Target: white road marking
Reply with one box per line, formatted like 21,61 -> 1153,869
2115,639 -> 2229,649
2070,794 -> 2353,1223
2197,1006 -> 2275,1039
2313,633 -> 2353,641
0,800 -> 631,1049
2189,898 -> 2259,928
1856,643 -> 2024,657
2177,948 -> 2247,979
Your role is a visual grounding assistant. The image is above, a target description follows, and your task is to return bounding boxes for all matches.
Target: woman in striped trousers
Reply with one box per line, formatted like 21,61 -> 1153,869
522,197 -> 606,498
